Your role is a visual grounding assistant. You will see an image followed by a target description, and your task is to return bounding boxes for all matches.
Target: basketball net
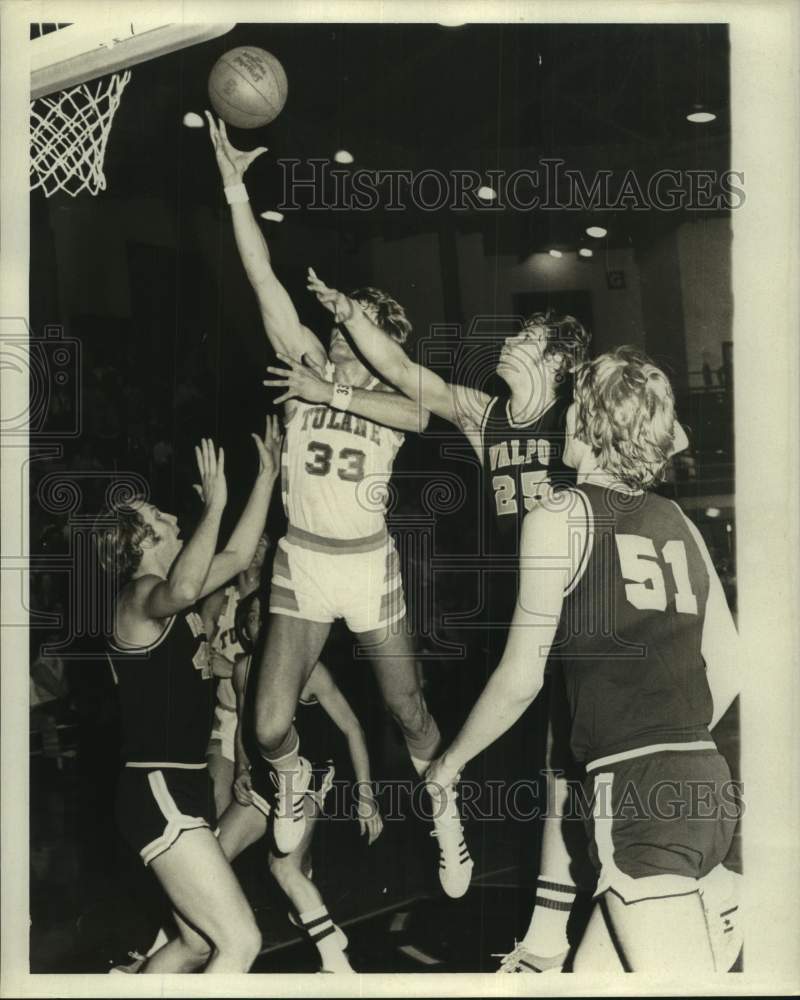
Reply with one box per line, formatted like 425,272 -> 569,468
30,70 -> 131,198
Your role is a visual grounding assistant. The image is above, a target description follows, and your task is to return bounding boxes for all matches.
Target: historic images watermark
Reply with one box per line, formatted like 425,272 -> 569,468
297,773 -> 744,825
277,158 -> 746,213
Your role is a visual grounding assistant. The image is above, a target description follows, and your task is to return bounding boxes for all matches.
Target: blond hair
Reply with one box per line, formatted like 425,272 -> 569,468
93,501 -> 159,586
574,347 -> 675,490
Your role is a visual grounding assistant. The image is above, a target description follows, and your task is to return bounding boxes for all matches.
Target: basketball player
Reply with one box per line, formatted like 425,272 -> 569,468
427,348 -> 740,973
216,589 -> 383,973
304,271 -> 692,970
304,269 -> 591,967
204,533 -> 270,816
206,113 -> 472,898
97,422 -> 281,973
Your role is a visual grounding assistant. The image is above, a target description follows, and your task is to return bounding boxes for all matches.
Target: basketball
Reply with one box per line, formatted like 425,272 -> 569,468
208,46 -> 287,129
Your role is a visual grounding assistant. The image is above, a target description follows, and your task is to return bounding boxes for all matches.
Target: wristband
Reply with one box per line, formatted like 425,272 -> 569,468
330,383 -> 353,411
224,182 -> 249,205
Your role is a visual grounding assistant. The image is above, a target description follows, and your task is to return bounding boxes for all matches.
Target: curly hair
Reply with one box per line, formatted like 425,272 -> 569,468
93,502 -> 159,586
523,309 -> 591,374
349,286 -> 413,348
573,347 -> 676,491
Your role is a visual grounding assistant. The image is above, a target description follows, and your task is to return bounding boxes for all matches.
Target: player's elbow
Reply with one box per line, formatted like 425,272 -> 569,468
227,551 -> 252,577
401,404 -> 430,433
500,659 -> 544,707
171,579 -> 202,606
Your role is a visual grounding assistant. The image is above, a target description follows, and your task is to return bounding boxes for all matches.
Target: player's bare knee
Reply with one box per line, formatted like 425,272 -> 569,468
240,919 -> 262,964
178,928 -> 213,964
214,916 -> 261,966
387,692 -> 427,737
268,851 -> 299,890
254,709 -> 292,755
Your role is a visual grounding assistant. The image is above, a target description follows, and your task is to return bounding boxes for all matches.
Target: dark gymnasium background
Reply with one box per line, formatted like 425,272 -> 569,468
28,22 -> 738,973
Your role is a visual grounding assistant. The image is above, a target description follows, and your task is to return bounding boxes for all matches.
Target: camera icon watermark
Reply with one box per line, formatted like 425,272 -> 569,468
0,318 -> 82,439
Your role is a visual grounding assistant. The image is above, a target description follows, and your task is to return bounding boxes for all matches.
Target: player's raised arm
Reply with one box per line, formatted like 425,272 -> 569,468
134,439 -> 227,620
206,113 -> 327,369
263,352 -> 428,433
427,501 -> 573,787
306,268 -> 488,433
197,416 -> 282,598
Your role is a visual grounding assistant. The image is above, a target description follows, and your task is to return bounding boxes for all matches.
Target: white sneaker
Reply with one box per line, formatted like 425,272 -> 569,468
108,950 -> 146,974
428,782 -> 473,898
320,955 -> 355,973
493,941 -> 567,973
699,865 -> 742,971
272,756 -> 311,854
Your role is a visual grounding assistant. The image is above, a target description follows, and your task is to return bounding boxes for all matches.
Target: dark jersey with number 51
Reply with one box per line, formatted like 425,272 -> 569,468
552,484 -> 713,765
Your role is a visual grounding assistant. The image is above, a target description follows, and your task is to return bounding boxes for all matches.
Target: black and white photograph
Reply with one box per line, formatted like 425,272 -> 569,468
1,1 -> 798,995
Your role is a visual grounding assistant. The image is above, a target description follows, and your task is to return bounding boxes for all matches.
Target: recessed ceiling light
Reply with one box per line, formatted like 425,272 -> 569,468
705,507 -> 721,518
477,185 -> 497,201
333,150 -> 354,164
578,247 -> 593,258
686,110 -> 717,123
586,225 -> 607,238
548,249 -> 563,258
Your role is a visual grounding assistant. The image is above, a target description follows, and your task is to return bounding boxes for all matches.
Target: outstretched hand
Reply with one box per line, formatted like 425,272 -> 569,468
307,267 -> 354,324
356,789 -> 384,846
252,414 -> 282,480
205,111 -> 267,185
263,351 -> 332,406
192,438 -> 227,512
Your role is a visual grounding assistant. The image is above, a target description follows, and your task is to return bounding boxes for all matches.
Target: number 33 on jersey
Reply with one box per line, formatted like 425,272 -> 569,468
282,396 -> 404,541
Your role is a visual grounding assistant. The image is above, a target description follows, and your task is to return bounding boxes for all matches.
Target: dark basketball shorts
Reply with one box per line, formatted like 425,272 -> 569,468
116,765 -> 216,866
583,747 -> 738,903
248,758 -> 336,820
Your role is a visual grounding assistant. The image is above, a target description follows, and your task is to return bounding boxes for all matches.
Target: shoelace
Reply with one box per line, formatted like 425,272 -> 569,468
492,942 -> 528,970
491,943 -> 566,973
429,827 -> 471,871
429,826 -> 466,843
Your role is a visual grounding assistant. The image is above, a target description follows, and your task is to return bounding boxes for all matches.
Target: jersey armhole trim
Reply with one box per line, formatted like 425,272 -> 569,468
109,614 -> 177,654
478,396 -> 498,442
106,652 -> 119,686
669,500 -> 715,582
563,489 -> 594,596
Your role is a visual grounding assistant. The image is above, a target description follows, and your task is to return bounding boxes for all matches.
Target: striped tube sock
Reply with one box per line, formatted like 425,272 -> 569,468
260,725 -> 300,772
521,877 -> 577,956
299,905 -> 351,972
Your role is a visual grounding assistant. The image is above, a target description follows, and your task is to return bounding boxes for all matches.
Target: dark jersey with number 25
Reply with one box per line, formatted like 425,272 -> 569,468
481,392 -> 574,558
553,484 -> 713,765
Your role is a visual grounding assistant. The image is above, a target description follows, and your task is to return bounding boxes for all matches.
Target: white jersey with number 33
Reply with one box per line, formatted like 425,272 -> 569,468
281,383 -> 404,542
